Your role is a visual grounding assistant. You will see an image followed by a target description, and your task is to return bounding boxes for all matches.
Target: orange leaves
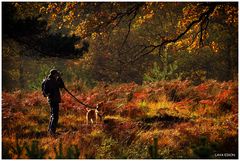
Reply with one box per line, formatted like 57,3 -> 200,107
61,93 -> 76,110
199,99 -> 213,106
2,80 -> 238,119
22,91 -> 45,107
3,91 -> 46,108
214,88 -> 236,112
192,81 -> 216,101
119,103 -> 144,119
224,4 -> 238,25
176,99 -> 194,107
2,80 -> 238,159
195,83 -> 208,92
133,92 -> 148,100
194,81 -> 237,112
2,91 -> 21,108
216,89 -> 232,101
180,4 -> 199,28
135,12 -> 154,26
163,80 -> 238,116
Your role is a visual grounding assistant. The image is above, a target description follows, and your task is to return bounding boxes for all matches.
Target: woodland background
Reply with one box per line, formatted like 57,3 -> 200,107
2,2 -> 238,90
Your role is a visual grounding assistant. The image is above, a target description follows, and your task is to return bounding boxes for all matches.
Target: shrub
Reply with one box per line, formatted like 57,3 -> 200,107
2,144 -> 12,159
148,136 -> 160,159
96,137 -> 126,159
10,135 -> 25,158
143,61 -> 179,82
25,140 -> 47,159
66,145 -> 81,159
193,136 -> 212,159
22,91 -> 44,107
122,140 -> 149,159
119,103 -> 145,119
54,140 -> 81,159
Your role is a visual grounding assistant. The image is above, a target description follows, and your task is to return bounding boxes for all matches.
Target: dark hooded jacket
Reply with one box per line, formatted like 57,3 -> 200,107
44,75 -> 65,103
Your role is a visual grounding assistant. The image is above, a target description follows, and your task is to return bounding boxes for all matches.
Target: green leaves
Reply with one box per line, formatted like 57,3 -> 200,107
25,140 -> 47,159
10,136 -> 25,158
54,140 -> 81,159
148,136 -> 161,159
143,61 -> 179,82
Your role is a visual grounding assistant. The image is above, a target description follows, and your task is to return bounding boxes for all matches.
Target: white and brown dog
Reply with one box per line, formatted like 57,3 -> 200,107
86,103 -> 104,124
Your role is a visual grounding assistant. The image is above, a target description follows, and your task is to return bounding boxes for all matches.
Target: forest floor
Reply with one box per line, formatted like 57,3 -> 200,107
2,80 -> 238,159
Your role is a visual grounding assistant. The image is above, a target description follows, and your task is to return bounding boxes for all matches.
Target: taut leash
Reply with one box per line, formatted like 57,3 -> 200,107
64,87 -> 95,110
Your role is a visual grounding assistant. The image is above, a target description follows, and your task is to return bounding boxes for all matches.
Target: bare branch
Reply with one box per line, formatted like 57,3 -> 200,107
120,8 -> 138,49
128,3 -> 218,63
89,3 -> 144,38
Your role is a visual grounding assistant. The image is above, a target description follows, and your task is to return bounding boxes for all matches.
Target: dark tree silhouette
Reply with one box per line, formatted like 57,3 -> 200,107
2,2 -> 89,59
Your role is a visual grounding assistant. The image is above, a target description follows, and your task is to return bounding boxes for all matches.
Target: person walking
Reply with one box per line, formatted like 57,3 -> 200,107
43,69 -> 65,135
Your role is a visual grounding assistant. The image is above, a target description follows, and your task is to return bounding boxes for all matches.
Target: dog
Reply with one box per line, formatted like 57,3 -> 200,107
86,103 -> 104,124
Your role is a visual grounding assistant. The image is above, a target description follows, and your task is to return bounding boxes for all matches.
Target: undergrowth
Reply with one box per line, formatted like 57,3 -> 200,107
2,80 -> 238,159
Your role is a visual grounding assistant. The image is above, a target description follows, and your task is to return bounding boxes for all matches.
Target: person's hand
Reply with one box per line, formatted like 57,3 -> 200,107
57,77 -> 65,88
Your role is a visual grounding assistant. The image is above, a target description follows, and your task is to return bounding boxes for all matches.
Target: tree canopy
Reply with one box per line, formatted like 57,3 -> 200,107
2,2 -> 238,89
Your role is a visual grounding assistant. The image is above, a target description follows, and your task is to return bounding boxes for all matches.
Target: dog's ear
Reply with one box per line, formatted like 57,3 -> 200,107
96,103 -> 99,110
96,102 -> 104,111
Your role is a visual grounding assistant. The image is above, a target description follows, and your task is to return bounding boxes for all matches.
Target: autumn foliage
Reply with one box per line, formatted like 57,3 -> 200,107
2,2 -> 238,159
2,80 -> 238,159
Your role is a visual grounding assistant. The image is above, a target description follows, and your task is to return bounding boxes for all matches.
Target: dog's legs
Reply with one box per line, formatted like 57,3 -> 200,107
95,113 -> 98,124
86,113 -> 89,125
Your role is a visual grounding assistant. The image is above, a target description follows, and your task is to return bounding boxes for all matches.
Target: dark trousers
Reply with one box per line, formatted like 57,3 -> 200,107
48,102 -> 59,133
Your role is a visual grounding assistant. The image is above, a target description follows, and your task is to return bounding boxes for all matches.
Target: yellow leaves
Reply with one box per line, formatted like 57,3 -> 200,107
9,69 -> 20,80
175,41 -> 184,49
174,33 -> 197,51
139,129 -> 161,142
135,16 -> 144,25
143,12 -> 154,20
74,21 -> 88,37
69,10 -> 74,16
224,5 -> 238,25
145,2 -> 154,7
62,17 -> 67,23
178,19 -> 192,28
134,11 -> 155,28
91,32 -> 98,40
180,4 -> 202,29
210,41 -> 219,53
58,25 -> 62,30
45,2 -> 79,29
64,15 -> 72,22
147,101 -> 175,117
186,38 -> 198,52
157,3 -> 164,9
39,6 -> 46,14
51,13 -> 57,20
14,2 -> 20,8
47,3 -> 57,11
133,3 -> 156,29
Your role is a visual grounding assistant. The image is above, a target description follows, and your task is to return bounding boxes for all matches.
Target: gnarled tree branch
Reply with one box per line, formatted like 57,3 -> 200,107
128,3 -> 218,63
